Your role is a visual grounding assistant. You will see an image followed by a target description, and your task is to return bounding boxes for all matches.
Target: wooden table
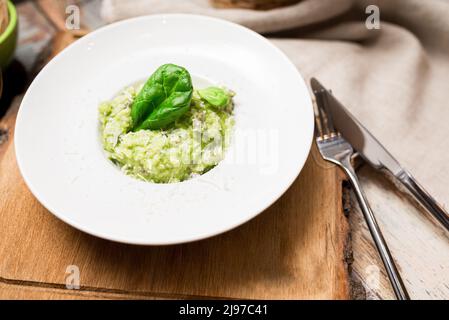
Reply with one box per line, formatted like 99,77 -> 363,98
1,0 -> 448,300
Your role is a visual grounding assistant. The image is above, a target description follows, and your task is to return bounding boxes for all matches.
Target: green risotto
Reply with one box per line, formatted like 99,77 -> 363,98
99,65 -> 235,183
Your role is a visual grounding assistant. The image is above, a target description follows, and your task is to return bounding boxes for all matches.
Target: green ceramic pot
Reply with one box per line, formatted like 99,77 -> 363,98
0,1 -> 18,70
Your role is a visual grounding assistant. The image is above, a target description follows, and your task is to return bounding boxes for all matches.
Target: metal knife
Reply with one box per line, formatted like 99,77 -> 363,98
310,78 -> 449,232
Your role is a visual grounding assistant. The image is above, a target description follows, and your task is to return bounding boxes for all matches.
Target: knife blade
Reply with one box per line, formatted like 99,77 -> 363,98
310,78 -> 449,231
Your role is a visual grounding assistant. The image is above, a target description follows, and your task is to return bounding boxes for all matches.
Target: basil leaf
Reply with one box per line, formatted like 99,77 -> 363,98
131,64 -> 193,131
135,91 -> 192,130
198,87 -> 230,108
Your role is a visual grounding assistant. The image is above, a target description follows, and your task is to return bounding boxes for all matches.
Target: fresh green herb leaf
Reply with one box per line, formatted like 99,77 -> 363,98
131,64 -> 193,131
198,87 -> 230,108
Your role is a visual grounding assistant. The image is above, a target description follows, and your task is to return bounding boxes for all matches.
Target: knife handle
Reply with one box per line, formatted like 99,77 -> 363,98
340,157 -> 410,300
397,170 -> 449,232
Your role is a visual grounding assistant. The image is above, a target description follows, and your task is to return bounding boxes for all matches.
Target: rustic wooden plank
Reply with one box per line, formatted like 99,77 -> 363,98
0,86 -> 352,301
0,129 -> 351,298
350,165 -> 449,300
0,282 -> 164,300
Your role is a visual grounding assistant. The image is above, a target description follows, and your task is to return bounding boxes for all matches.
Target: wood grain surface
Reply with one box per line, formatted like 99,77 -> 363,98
350,166 -> 449,300
0,102 -> 351,298
0,1 -> 352,300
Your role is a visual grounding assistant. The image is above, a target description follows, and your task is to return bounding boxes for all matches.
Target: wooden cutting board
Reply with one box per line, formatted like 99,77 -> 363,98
0,16 -> 352,300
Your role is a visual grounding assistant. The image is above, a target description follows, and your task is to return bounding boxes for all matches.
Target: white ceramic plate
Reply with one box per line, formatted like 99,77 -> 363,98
15,14 -> 313,245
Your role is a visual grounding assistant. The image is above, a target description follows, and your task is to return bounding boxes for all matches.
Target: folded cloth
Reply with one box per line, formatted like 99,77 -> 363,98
101,0 -> 449,207
101,0 -> 354,33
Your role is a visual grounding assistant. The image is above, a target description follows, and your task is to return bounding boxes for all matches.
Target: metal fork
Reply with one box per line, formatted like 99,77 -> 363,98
313,88 -> 410,300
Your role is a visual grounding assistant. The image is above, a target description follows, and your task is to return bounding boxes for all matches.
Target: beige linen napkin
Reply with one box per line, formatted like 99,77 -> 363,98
101,0 -> 449,208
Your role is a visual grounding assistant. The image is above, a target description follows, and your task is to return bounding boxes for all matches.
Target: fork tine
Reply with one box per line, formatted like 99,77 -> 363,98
314,89 -> 334,139
314,99 -> 329,140
316,91 -> 329,136
313,98 -> 324,139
